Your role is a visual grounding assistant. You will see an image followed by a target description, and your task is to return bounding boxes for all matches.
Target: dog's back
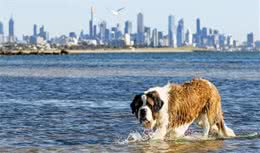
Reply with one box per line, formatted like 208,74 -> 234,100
167,78 -> 235,137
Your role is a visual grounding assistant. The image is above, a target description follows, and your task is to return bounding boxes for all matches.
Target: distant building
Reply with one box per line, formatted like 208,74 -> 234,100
99,21 -> 107,44
69,32 -> 77,38
0,21 -> 3,35
152,28 -> 158,47
39,25 -> 49,40
33,24 -> 37,36
93,25 -> 97,38
0,21 -> 4,43
177,19 -> 184,47
137,13 -> 144,34
168,15 -> 175,47
124,33 -> 132,46
196,18 -> 201,35
226,35 -> 233,48
201,27 -> 207,38
105,29 -> 110,42
247,32 -> 254,47
9,17 -> 14,37
115,23 -> 122,40
124,20 -> 132,34
195,18 -> 201,46
8,17 -> 15,42
144,26 -> 151,46
185,29 -> 192,45
161,35 -> 169,47
219,34 -> 226,48
201,27 -> 208,46
158,31 -> 163,46
255,41 -> 260,48
89,6 -> 95,38
137,12 -> 144,46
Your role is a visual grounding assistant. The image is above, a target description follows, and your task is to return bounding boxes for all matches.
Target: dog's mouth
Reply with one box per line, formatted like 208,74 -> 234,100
140,119 -> 152,129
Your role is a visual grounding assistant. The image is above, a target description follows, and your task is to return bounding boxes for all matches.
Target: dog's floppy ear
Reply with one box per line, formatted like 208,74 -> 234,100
153,97 -> 164,112
146,91 -> 164,112
130,94 -> 143,118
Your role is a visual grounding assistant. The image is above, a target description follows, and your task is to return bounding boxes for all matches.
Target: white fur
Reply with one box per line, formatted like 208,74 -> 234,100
200,114 -> 210,137
224,125 -> 236,137
139,106 -> 153,123
144,83 -> 171,140
141,82 -> 235,140
138,95 -> 156,128
174,122 -> 193,137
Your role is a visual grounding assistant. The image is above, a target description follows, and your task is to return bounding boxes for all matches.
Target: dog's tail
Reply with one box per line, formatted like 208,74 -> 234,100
217,118 -> 236,137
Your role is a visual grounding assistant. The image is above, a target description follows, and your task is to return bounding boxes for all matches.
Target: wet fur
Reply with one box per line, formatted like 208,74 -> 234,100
167,79 -> 233,137
131,78 -> 235,139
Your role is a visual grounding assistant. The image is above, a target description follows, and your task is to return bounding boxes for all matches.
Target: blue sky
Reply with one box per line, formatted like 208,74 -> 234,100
0,0 -> 259,41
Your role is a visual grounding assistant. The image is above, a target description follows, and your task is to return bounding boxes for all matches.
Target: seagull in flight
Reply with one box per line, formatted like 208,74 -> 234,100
111,7 -> 125,16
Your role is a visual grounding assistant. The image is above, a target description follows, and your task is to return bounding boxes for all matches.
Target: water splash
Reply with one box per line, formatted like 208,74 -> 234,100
117,129 -> 154,144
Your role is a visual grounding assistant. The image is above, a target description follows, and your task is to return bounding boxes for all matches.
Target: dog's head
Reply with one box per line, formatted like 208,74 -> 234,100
130,91 -> 164,129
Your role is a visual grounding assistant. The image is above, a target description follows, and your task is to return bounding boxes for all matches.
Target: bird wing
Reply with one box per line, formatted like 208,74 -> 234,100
117,7 -> 125,12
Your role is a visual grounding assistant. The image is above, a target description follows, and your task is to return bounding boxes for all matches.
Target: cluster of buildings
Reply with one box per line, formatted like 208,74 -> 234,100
0,8 -> 259,51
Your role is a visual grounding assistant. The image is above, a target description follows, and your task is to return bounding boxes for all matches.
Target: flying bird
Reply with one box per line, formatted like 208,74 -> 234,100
111,7 -> 125,16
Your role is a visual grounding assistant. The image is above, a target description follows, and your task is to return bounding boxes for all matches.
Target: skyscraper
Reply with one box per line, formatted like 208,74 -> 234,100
201,27 -> 208,38
196,18 -> 201,35
137,12 -> 144,46
247,32 -> 254,47
168,15 -> 175,47
124,20 -> 132,34
39,25 -> 49,40
0,21 -> 3,35
185,29 -> 192,45
93,25 -> 97,38
158,31 -> 163,46
226,35 -> 233,47
152,28 -> 158,47
144,26 -> 151,46
9,17 -> 14,37
99,21 -> 107,43
8,17 -> 15,42
89,6 -> 94,38
0,21 -> 4,43
195,18 -> 201,47
137,13 -> 144,34
33,24 -> 37,36
177,19 -> 184,47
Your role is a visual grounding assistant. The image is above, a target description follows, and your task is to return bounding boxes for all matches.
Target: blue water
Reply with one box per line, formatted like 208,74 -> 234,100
0,52 -> 260,152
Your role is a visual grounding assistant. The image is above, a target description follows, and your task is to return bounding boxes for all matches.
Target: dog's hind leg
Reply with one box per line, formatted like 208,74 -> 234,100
199,114 -> 210,137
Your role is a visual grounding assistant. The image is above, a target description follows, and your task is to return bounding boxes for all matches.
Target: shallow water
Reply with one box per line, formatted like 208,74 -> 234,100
0,52 -> 260,152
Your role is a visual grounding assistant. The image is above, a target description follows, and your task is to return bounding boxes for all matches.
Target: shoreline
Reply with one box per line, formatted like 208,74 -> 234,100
0,47 -> 210,55
66,47 -> 196,54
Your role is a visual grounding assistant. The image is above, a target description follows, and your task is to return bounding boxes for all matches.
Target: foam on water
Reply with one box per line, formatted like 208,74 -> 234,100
117,131 -> 150,144
117,128 -> 260,145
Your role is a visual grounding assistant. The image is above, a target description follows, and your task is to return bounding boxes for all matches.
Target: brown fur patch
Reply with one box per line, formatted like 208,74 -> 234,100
168,79 -> 224,130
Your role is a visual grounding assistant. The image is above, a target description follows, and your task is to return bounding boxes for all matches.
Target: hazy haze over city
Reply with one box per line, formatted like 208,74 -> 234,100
0,0 -> 259,41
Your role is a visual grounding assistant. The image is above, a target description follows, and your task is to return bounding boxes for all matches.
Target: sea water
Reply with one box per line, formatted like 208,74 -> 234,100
0,52 -> 260,152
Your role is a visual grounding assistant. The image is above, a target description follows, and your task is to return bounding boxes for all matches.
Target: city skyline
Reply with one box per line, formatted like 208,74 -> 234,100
0,0 -> 259,41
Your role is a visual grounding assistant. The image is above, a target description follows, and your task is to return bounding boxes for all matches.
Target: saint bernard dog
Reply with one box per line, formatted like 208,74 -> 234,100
130,78 -> 236,140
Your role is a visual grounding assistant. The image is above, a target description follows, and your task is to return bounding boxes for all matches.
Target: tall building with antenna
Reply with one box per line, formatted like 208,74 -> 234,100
8,17 -> 15,42
89,6 -> 95,39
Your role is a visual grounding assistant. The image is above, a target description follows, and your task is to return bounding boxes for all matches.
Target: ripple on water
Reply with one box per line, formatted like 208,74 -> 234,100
0,52 -> 260,152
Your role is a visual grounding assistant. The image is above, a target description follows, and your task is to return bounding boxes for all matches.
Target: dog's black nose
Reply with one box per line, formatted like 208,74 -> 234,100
140,109 -> 146,120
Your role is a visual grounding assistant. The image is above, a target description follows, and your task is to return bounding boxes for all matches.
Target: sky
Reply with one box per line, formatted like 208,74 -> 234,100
0,0 -> 259,41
